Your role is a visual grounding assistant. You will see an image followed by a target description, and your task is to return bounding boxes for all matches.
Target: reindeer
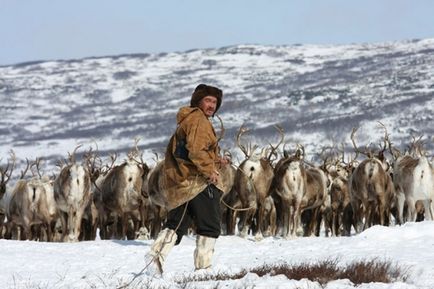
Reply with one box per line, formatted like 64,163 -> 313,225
301,164 -> 329,237
232,125 -> 283,240
53,145 -> 94,242
392,136 -> 434,223
261,195 -> 277,237
94,141 -> 150,240
349,125 -> 395,233
141,160 -> 168,239
5,158 -> 58,241
79,147 -> 104,241
0,151 -> 15,238
270,146 -> 306,238
323,146 -> 355,236
217,150 -> 237,235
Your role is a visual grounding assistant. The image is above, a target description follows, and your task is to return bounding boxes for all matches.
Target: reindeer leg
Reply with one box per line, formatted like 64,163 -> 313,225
396,192 -> 405,225
292,204 -> 301,238
407,198 -> 416,222
73,208 -> 86,241
287,202 -> 294,238
429,200 -> 434,221
255,203 -> 264,241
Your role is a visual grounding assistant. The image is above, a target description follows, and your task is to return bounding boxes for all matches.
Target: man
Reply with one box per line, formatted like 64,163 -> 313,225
145,84 -> 226,276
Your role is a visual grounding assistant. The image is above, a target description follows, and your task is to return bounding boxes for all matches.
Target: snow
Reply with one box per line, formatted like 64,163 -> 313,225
2,39 -> 434,172
1,222 -> 434,289
1,39 -> 434,288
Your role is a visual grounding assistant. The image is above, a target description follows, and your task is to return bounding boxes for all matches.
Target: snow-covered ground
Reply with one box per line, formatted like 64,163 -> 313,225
1,222 -> 434,289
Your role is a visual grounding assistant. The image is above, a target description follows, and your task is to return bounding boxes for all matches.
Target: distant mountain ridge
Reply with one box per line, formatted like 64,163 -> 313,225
1,38 -> 433,171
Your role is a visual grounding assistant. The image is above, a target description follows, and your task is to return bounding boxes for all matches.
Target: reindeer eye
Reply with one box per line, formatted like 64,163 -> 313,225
128,177 -> 133,182
250,167 -> 255,172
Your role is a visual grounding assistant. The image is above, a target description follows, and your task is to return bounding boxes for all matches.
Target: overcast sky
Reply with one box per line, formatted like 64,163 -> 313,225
1,0 -> 434,65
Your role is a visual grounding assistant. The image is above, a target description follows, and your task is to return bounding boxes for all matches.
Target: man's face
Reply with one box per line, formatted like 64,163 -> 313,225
198,96 -> 218,117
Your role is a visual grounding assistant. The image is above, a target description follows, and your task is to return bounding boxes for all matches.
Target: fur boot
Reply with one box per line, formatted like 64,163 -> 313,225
144,228 -> 177,276
194,235 -> 216,270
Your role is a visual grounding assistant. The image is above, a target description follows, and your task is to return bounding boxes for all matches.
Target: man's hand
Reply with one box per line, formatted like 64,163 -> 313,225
208,170 -> 220,184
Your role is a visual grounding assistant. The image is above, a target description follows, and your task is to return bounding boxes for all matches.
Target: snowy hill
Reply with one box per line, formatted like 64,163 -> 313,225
1,39 -> 434,172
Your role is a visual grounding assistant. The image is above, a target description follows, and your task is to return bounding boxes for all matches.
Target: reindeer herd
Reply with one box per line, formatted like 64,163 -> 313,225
0,124 -> 433,243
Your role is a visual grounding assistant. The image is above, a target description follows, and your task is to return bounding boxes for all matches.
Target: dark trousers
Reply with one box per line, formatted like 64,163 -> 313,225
165,184 -> 222,245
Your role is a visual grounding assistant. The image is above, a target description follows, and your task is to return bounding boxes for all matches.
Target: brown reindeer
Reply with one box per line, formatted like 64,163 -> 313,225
325,147 -> 355,236
0,151 -> 15,238
329,162 -> 354,236
301,165 -> 329,237
5,158 -> 58,241
142,160 -> 167,239
261,195 -> 277,237
232,125 -> 283,240
349,126 -> 395,233
217,150 -> 237,235
94,142 -> 150,240
269,145 -> 306,238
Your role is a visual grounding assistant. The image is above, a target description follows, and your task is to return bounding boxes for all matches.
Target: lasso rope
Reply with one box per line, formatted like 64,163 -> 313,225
117,200 -> 189,289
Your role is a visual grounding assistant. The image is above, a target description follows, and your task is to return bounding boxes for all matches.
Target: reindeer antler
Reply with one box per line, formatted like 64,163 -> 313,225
236,125 -> 251,158
20,158 -> 31,179
377,121 -> 392,159
0,150 -> 16,192
215,114 -> 225,143
30,158 -> 43,178
127,137 -> 142,161
151,152 -> 161,164
101,152 -> 118,175
295,144 -> 305,160
350,127 -> 373,159
84,146 -> 103,182
266,125 -> 285,161
68,144 -> 83,164
318,145 -> 334,172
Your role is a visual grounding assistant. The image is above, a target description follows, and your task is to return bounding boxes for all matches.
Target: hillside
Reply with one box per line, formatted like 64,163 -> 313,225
1,39 -> 433,172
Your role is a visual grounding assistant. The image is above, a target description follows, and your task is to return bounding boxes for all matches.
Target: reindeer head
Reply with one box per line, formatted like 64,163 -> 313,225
407,135 -> 427,158
236,125 -> 284,163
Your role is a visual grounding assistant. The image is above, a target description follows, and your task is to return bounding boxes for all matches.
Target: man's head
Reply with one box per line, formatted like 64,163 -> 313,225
190,84 -> 223,117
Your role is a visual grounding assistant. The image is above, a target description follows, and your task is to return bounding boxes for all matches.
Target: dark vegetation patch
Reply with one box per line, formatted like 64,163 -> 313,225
175,258 -> 409,287
113,70 -> 138,80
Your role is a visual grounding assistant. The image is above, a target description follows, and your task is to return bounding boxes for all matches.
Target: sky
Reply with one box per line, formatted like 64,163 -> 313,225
1,0 -> 434,66
0,222 -> 433,288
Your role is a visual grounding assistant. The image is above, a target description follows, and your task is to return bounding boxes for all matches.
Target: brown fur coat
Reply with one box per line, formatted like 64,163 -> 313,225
162,106 -> 223,210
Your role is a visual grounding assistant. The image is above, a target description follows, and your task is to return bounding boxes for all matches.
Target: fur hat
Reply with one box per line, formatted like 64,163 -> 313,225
190,84 -> 223,114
